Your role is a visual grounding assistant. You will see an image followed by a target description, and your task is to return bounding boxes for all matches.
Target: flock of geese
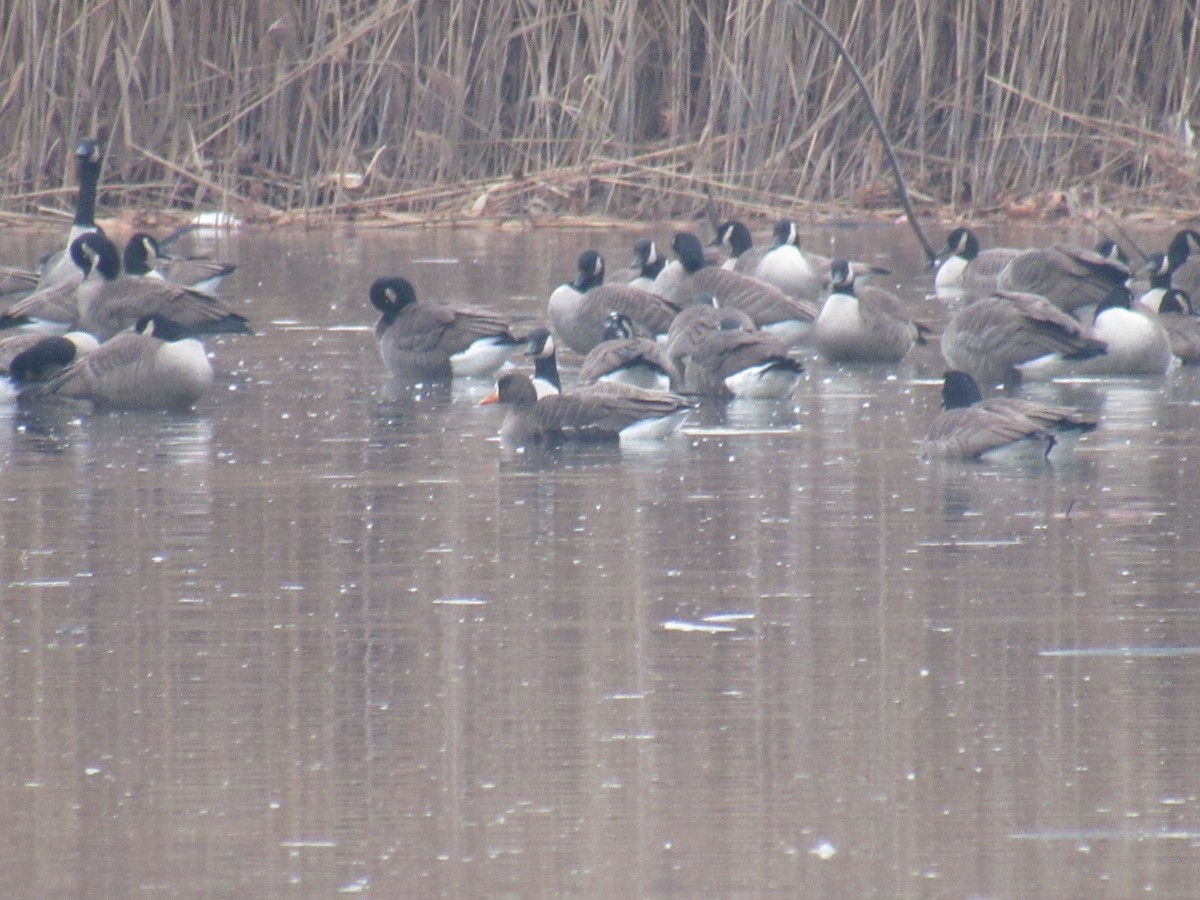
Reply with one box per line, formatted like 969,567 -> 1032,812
3,137 -> 1198,462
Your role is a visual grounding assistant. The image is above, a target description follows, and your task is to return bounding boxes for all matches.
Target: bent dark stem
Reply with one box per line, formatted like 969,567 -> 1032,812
788,0 -> 937,264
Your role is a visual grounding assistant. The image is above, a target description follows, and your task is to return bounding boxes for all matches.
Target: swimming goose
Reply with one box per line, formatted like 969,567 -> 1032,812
479,371 -> 691,446
122,233 -> 237,293
38,138 -> 105,291
1151,289 -> 1200,365
672,316 -> 803,399
661,232 -> 818,345
607,239 -> 667,290
547,250 -> 683,354
20,315 -> 213,410
1157,229 -> 1200,299
815,259 -> 930,363
933,227 -> 1021,295
713,221 -> 769,274
750,220 -> 890,300
577,311 -> 678,391
522,327 -> 564,397
371,275 -> 518,380
1018,287 -> 1172,379
940,290 -> 1106,389
995,243 -> 1131,314
921,371 -> 1095,461
69,233 -> 251,341
1134,253 -> 1172,313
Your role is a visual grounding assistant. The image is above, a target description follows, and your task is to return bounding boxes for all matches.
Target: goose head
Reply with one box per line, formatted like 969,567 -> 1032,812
369,276 -> 419,323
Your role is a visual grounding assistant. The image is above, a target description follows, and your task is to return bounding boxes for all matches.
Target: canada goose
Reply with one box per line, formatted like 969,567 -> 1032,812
662,232 -> 817,345
547,250 -> 682,354
940,290 -> 1106,389
1094,239 -> 1132,268
624,240 -> 668,293
664,294 -> 755,380
607,239 -> 667,290
479,371 -> 692,446
371,275 -> 517,380
1134,253 -> 1172,313
650,239 -> 725,300
1,330 -> 98,378
522,327 -> 563,397
577,312 -> 677,391
68,233 -> 251,341
921,370 -> 1095,461
1159,229 -> 1200,299
744,220 -> 890,300
122,233 -> 237,293
0,266 -> 38,302
1018,287 -> 1172,379
1152,289 -> 1200,365
20,315 -> 213,410
38,138 -> 105,291
0,330 -> 98,401
995,243 -> 1131,314
672,316 -> 803,399
815,259 -> 930,363
713,221 -> 769,274
933,227 -> 1021,294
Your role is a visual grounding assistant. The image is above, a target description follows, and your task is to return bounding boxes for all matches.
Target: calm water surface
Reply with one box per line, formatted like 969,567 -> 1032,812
3,222 -> 1200,897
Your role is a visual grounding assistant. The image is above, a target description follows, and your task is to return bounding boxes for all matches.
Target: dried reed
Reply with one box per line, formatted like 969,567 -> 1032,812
0,0 -> 1195,224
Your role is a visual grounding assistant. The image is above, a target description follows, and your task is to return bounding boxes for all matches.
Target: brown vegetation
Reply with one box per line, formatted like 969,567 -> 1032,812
0,1 -> 1196,227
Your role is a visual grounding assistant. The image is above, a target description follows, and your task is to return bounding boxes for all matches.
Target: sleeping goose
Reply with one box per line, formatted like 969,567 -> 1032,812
70,233 -> 251,341
577,311 -> 678,391
941,290 -> 1107,389
933,227 -> 1021,295
18,314 -> 212,410
661,232 -> 818,346
995,243 -> 1131,314
0,330 -> 98,401
1018,287 -> 1172,379
547,250 -> 682,354
479,372 -> 691,446
371,275 -> 518,380
815,258 -> 930,363
672,316 -> 804,399
921,370 -> 1095,461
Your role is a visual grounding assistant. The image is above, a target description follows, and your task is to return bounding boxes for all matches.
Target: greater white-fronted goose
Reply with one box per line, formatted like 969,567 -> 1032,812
20,315 -> 213,410
921,370 -> 1095,461
577,311 -> 677,391
547,250 -> 682,354
479,372 -> 692,446
815,258 -> 930,363
941,290 -> 1106,389
371,275 -> 518,381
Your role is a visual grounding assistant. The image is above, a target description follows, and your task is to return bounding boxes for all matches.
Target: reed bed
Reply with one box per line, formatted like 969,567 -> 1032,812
0,0 -> 1196,225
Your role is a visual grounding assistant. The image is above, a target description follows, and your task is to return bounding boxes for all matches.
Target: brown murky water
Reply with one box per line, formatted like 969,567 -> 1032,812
3,221 -> 1200,897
